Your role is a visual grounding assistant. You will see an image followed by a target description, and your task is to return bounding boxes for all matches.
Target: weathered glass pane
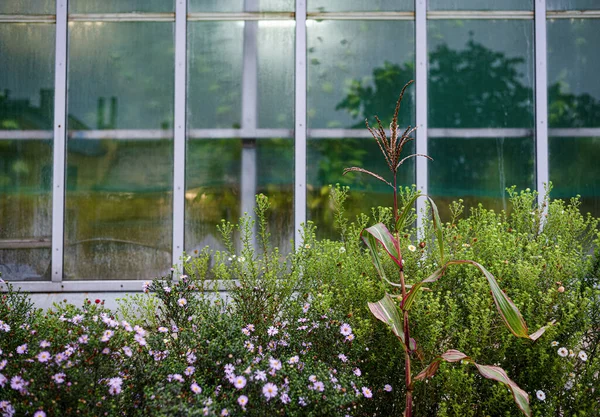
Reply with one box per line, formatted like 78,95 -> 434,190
0,24 -> 54,281
185,139 -> 293,253
307,138 -> 415,240
187,21 -> 294,130
429,137 -> 535,220
65,22 -> 174,280
0,1 -> 55,14
189,0 -> 293,12
308,0 -> 412,12
550,137 -> 600,217
307,20 -> 415,129
70,0 -> 173,13
428,20 -> 535,128
428,0 -> 532,10
547,0 -> 600,10
548,19 -> 600,128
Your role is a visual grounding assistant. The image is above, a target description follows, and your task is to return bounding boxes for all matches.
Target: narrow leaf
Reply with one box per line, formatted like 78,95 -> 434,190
343,167 -> 393,189
367,293 -> 406,349
361,223 -> 403,269
363,233 -> 402,288
414,360 -> 440,381
440,349 -> 469,362
474,364 -> 531,417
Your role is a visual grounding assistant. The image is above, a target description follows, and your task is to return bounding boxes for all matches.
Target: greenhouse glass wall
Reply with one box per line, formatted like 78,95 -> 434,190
1,0 -> 599,292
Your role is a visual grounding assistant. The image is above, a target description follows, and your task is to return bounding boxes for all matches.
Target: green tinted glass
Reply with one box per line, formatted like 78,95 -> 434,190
428,20 -> 534,128
307,138 -> 415,240
0,24 -> 55,281
547,0 -> 600,9
550,137 -> 600,217
428,0 -> 532,10
429,137 -> 534,220
548,20 -> 600,128
0,1 -> 55,14
70,0 -> 173,13
309,0 -> 412,12
65,22 -> 174,280
307,20 -> 415,129
189,0 -> 293,12
185,139 -> 294,253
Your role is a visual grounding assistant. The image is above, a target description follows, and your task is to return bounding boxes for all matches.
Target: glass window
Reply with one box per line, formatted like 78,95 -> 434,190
308,0 -> 412,12
427,20 -> 534,218
547,0 -> 600,10
548,19 -> 600,217
189,0 -> 294,13
186,21 -> 294,252
429,137 -> 535,219
0,1 -> 55,14
69,0 -> 173,13
0,24 -> 55,281
65,22 -> 174,280
307,20 -> 416,129
428,0 -> 532,11
308,138 -> 415,240
306,20 -> 415,236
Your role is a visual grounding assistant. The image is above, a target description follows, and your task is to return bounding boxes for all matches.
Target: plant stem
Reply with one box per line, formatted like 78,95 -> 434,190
399,267 -> 413,417
393,173 -> 399,224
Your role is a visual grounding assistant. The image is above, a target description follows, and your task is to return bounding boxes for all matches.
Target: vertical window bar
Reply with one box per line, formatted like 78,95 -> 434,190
241,0 -> 259,248
415,0 -> 428,232
535,0 -> 549,208
172,0 -> 187,273
51,0 -> 68,282
294,0 -> 307,248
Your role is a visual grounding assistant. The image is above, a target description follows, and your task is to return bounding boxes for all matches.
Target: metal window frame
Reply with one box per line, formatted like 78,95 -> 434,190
51,0 -> 68,283
172,0 -> 187,275
415,0 -> 428,233
535,0 -> 549,207
5,2 -> 600,293
294,0 -> 307,249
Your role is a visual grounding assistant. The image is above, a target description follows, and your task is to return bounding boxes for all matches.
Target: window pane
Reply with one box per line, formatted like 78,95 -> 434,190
0,24 -> 54,281
308,0 -> 412,12
550,137 -> 600,216
308,20 -> 415,129
65,22 -> 174,280
428,20 -> 534,128
0,1 -> 55,14
188,21 -> 294,129
428,0 -> 532,10
548,19 -> 600,128
70,0 -> 173,13
429,137 -> 535,220
185,138 -> 293,253
189,0 -> 293,13
547,0 -> 600,10
308,138 -> 415,239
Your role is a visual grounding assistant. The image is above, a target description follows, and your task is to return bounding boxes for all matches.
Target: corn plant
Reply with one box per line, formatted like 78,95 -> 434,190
344,80 -> 553,417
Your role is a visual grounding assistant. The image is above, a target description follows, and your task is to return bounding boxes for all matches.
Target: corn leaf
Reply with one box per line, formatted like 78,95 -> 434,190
367,293 -> 407,350
361,223 -> 403,269
414,350 -> 531,417
363,232 -> 403,288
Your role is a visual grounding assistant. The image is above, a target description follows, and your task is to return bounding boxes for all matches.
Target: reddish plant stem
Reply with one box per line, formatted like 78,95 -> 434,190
393,174 -> 399,224
399,268 -> 413,417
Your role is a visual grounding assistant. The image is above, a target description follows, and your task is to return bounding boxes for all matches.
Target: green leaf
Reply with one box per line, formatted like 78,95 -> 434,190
361,223 -> 403,268
403,261 -> 551,340
415,350 -> 531,417
367,293 -> 407,350
362,232 -> 402,288
395,195 -> 444,263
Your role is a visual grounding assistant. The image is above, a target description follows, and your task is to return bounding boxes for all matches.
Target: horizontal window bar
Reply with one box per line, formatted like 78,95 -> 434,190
307,11 -> 414,20
428,128 -> 533,137
2,128 -> 599,141
6,280 -> 232,293
428,11 -> 533,20
187,12 -> 294,21
0,238 -> 51,249
547,10 -> 600,19
0,14 -> 56,22
68,13 -> 175,22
